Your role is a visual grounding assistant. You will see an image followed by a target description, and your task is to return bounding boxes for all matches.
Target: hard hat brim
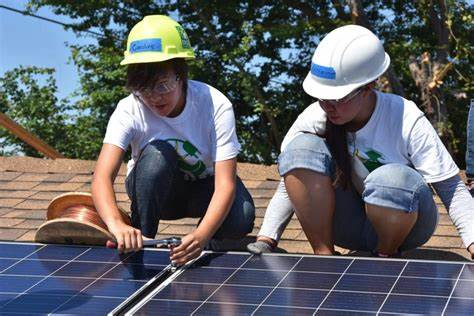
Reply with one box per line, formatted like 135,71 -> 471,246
120,52 -> 195,65
303,53 -> 390,100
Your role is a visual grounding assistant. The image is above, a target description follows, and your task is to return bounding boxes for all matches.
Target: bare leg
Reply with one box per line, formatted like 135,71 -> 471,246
365,204 -> 418,255
284,169 -> 335,255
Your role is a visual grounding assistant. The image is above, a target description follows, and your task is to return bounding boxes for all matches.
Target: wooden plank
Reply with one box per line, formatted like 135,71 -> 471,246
0,112 -> 64,159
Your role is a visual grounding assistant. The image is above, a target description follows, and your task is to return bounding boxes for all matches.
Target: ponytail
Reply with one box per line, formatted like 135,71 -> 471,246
323,119 -> 352,190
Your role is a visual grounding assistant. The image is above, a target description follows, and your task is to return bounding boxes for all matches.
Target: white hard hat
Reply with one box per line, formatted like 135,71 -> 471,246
302,25 -> 390,100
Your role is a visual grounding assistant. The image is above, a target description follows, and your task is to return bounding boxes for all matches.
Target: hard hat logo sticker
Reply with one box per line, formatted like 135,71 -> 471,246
130,39 -> 163,53
175,26 -> 191,49
311,63 -> 336,80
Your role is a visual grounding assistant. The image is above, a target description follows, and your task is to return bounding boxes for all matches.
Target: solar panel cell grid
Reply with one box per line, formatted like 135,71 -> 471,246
1,242 -> 473,315
264,288 -> 326,308
0,242 -> 170,315
380,294 -> 448,314
130,252 -> 474,315
444,298 -> 474,315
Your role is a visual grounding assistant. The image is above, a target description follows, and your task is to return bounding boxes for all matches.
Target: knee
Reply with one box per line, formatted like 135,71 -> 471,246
363,164 -> 430,213
278,133 -> 334,177
222,188 -> 255,238
141,140 -> 179,163
239,199 -> 256,234
136,140 -> 179,176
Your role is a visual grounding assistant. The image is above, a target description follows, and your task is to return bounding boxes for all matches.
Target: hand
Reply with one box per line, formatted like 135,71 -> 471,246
108,221 -> 143,254
468,243 -> 474,260
169,232 -> 206,265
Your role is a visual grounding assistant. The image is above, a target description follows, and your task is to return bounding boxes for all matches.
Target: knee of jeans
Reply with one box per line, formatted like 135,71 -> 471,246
278,133 -> 334,177
228,198 -> 255,239
143,140 -> 179,160
138,140 -> 179,171
240,200 -> 256,234
363,164 -> 428,213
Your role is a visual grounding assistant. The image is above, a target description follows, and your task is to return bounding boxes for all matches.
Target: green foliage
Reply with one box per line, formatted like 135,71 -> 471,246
2,0 -> 471,167
0,66 -> 111,159
0,66 -> 69,157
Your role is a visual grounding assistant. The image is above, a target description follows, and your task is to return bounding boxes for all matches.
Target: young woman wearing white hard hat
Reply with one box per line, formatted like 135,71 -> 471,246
248,25 -> 474,258
92,15 -> 255,265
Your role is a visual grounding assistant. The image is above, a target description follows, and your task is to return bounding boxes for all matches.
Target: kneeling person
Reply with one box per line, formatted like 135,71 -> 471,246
92,16 -> 255,265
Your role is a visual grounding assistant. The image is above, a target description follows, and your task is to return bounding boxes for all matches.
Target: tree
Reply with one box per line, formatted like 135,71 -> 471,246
0,66 -> 108,159
23,0 -> 473,166
0,66 -> 69,157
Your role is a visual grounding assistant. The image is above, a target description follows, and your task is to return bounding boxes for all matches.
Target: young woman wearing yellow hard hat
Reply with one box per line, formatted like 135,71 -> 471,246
92,15 -> 255,265
248,25 -> 474,259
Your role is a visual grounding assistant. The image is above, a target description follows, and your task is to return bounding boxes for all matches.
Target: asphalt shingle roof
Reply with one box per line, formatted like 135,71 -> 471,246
0,156 -> 470,261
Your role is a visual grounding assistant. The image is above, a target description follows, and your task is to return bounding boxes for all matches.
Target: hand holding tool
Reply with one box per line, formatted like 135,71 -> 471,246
105,236 -> 182,249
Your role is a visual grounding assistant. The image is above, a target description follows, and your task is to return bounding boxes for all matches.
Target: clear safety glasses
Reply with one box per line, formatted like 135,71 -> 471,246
318,88 -> 363,106
134,75 -> 180,99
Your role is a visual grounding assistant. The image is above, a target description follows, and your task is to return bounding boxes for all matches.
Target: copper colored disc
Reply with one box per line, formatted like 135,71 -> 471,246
37,191 -> 132,246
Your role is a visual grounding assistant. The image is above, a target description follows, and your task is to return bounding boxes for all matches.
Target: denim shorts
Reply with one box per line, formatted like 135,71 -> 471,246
278,133 -> 439,251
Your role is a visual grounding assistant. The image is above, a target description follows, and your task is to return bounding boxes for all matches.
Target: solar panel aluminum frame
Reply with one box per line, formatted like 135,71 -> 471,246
121,254 -> 205,316
108,263 -> 176,316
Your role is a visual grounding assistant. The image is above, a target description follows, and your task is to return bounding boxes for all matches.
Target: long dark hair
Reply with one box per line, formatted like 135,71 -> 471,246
125,58 -> 189,95
322,83 -> 377,190
323,117 -> 352,190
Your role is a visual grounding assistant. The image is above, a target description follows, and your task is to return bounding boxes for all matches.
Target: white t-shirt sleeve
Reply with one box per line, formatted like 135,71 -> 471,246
408,115 -> 459,182
214,100 -> 241,161
103,101 -> 136,150
280,102 -> 327,152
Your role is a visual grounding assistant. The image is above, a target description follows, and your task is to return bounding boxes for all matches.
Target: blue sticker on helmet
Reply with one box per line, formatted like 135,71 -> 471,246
130,39 -> 162,53
311,63 -> 336,80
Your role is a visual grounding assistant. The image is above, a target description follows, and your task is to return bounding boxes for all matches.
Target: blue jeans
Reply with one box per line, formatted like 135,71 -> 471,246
466,101 -> 474,178
125,140 -> 255,239
278,133 -> 439,251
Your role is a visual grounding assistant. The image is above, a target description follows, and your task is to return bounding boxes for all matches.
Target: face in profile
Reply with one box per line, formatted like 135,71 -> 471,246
318,88 -> 365,125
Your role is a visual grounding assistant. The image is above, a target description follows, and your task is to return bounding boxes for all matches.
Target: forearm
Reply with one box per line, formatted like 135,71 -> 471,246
258,179 -> 294,241
432,175 -> 474,249
91,175 -> 125,228
194,183 -> 236,242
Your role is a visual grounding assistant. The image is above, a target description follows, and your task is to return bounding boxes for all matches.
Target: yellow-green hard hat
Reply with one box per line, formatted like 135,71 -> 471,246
120,15 -> 195,65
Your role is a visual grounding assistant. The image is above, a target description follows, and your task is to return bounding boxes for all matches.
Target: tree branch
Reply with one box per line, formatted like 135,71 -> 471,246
189,3 -> 282,148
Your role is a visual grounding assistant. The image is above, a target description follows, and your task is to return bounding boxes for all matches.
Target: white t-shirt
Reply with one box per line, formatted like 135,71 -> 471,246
281,90 -> 459,184
103,80 -> 241,179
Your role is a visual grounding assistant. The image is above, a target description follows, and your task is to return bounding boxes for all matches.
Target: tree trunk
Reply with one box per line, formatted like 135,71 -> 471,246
408,0 -> 454,153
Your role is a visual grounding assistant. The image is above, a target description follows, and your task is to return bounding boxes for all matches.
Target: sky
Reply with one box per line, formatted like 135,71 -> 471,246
0,0 -> 96,99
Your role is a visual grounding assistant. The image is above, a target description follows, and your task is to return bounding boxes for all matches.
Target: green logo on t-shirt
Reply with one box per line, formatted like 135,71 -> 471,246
166,138 -> 206,179
355,149 -> 384,172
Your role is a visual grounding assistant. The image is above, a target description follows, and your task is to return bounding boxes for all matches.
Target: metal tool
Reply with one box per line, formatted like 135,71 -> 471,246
143,237 -> 182,247
105,236 -> 182,249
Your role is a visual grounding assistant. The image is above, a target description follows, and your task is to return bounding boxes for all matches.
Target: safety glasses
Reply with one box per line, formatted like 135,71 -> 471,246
318,88 -> 363,106
133,75 -> 180,99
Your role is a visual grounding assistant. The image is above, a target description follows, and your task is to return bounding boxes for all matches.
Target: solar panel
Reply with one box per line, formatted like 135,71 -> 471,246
0,241 -> 172,315
128,252 -> 474,315
1,241 -> 473,315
